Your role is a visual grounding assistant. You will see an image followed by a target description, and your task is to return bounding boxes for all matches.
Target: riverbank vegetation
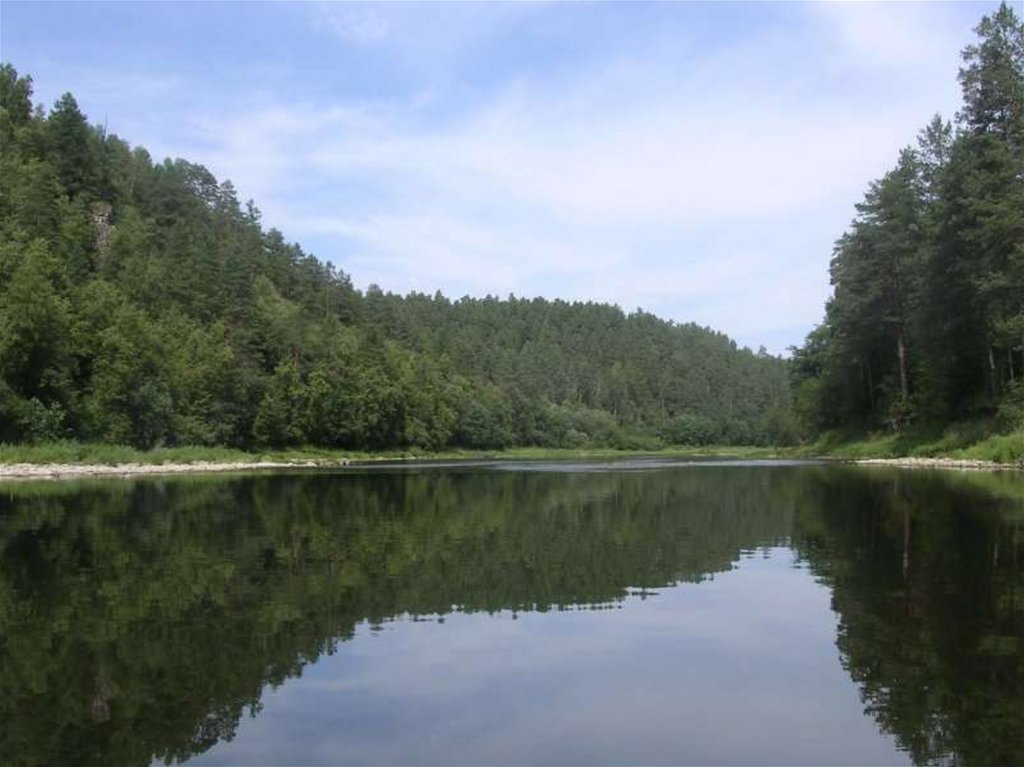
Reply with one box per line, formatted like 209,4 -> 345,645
1,4 -> 1021,461
0,439 -> 787,468
1,427 -> 1018,469
789,4 -> 1024,458
804,427 -> 1021,465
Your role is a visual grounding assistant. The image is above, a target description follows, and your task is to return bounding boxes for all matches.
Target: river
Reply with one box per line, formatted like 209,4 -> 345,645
1,459 -> 1020,765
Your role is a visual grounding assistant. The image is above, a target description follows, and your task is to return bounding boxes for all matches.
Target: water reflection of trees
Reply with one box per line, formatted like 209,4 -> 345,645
0,467 -> 1020,766
790,470 -> 1023,767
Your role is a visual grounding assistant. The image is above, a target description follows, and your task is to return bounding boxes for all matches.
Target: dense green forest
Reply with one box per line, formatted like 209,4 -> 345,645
791,3 -> 1024,441
0,66 -> 792,452
1,3 -> 1022,455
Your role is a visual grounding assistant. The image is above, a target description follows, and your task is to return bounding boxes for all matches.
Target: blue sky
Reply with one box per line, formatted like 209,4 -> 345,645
1,1 -> 1000,353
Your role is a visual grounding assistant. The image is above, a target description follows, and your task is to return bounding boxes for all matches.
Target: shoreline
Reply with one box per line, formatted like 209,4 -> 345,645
852,456 -> 1021,471
0,459 -> 349,481
1,453 -> 1020,482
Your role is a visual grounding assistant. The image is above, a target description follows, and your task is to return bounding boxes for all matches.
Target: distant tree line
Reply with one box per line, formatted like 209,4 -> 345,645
0,63 -> 796,450
791,3 -> 1024,438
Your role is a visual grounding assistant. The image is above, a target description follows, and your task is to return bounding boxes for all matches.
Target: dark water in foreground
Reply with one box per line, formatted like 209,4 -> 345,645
1,460 -> 1021,766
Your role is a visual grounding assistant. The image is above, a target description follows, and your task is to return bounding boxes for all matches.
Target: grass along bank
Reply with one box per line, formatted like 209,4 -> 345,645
804,423 -> 1023,465
1,425 -> 1020,478
1,442 -> 302,466
0,442 -> 795,481
0,440 -> 786,469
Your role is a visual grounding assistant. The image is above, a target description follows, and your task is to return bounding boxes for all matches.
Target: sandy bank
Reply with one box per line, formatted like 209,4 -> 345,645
854,457 -> 1022,471
0,459 -> 349,481
2,455 -> 1020,481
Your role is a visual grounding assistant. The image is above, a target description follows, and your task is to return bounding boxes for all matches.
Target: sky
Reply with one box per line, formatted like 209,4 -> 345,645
0,1 -> 1001,353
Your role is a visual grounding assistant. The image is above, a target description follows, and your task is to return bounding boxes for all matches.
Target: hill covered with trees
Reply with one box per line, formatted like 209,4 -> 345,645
0,63 -> 794,452
3,4 -> 1020,458
790,3 -> 1024,446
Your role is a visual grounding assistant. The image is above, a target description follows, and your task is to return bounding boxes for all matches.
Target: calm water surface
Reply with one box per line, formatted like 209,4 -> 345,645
1,460 -> 1021,766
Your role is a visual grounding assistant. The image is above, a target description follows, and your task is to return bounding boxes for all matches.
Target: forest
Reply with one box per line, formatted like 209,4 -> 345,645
0,73 -> 792,451
790,3 -> 1024,446
0,3 -> 1021,455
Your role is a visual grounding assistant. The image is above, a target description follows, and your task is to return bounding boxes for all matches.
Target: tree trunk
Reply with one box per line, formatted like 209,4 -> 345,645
91,657 -> 113,723
865,358 -> 875,410
896,329 -> 909,399
1008,349 -> 1015,383
989,346 -> 998,396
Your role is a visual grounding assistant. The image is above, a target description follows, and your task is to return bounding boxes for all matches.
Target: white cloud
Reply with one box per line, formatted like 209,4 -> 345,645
812,1 -> 967,69
311,4 -> 392,44
154,2 -> 982,352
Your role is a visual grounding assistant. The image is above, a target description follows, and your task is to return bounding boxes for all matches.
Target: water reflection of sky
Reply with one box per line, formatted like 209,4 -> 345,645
186,548 -> 909,766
